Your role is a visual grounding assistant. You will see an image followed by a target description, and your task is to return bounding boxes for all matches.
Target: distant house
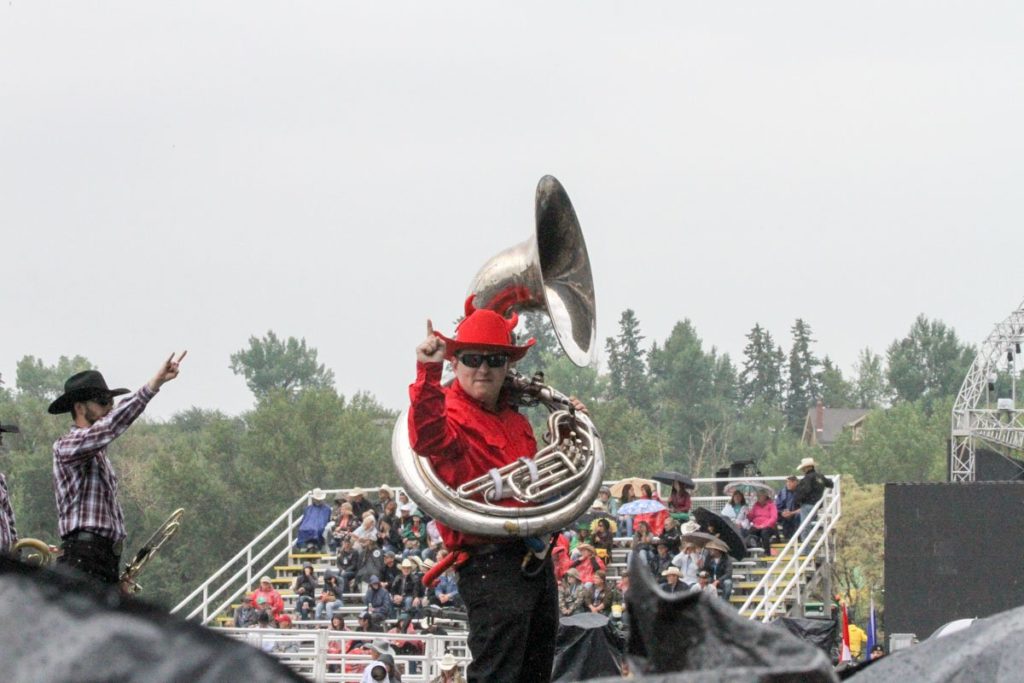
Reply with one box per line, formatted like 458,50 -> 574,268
801,400 -> 870,448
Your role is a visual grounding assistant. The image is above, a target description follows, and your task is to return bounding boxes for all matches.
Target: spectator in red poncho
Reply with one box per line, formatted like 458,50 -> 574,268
250,576 -> 284,617
571,543 -> 605,585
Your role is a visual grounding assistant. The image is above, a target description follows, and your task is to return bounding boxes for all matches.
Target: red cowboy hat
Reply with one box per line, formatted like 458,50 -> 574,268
435,295 -> 535,361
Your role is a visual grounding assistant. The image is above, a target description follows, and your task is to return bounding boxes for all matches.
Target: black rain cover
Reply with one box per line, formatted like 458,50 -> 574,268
552,612 -> 625,681
851,603 -> 1024,682
776,616 -> 838,655
0,557 -> 305,683
590,556 -> 838,682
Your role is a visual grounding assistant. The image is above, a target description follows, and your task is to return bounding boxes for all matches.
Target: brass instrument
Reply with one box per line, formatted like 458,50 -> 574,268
392,175 -> 604,537
120,508 -> 184,594
12,538 -> 57,567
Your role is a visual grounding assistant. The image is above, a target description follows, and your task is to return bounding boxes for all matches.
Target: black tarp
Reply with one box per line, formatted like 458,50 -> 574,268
0,557 -> 305,682
552,612 -> 625,681
851,602 -> 1024,682
590,556 -> 838,682
776,616 -> 838,656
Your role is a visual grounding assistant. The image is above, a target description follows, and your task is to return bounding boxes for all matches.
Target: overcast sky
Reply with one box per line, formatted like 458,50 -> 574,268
2,2 -> 1023,419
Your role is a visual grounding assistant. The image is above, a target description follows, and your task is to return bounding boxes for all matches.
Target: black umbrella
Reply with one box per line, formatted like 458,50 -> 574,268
652,471 -> 695,489
692,507 -> 747,560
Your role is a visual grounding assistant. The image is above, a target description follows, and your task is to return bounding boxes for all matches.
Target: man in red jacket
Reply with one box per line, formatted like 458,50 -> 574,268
408,298 -> 584,683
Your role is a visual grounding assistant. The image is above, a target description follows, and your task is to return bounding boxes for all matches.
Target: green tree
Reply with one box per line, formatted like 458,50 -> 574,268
647,320 -> 736,475
740,324 -> 785,412
605,309 -> 649,409
515,311 -> 560,378
818,356 -> 855,407
827,398 -> 950,484
785,319 -> 820,432
832,477 -> 885,617
854,348 -> 888,409
886,316 -> 974,408
15,355 -> 94,400
230,331 -> 335,400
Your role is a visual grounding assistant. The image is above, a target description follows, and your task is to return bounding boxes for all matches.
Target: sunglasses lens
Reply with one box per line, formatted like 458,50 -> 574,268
459,353 -> 508,368
460,354 -> 483,368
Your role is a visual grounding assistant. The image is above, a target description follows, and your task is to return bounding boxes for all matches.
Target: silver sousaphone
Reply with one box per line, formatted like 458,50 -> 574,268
391,175 -> 604,537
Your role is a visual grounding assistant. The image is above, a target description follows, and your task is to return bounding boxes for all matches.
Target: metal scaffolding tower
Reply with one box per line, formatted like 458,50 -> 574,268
950,299 -> 1024,482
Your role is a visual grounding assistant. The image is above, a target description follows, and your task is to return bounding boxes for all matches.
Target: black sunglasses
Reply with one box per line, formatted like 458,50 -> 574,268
458,352 -> 509,369
90,395 -> 113,407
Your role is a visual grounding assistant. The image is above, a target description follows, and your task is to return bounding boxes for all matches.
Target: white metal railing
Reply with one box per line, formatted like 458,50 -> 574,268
739,474 -> 842,622
221,627 -> 471,682
173,488 -> 357,624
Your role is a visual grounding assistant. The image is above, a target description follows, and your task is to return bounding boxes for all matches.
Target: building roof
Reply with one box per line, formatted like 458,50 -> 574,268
803,407 -> 871,446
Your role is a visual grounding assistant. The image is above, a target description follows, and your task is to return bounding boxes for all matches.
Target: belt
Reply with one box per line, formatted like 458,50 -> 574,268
62,530 -> 123,556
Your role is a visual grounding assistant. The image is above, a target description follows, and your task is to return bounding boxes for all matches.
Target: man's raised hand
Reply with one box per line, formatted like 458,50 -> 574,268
416,320 -> 446,363
149,351 -> 187,391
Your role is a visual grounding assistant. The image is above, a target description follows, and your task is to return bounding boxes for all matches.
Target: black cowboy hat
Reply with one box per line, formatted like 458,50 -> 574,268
47,370 -> 129,415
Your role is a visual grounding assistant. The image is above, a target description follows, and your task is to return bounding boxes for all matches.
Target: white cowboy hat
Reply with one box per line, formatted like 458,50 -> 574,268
440,653 -> 458,671
400,558 -> 416,569
349,486 -> 365,497
310,487 -> 326,502
796,457 -> 818,472
661,566 -> 681,577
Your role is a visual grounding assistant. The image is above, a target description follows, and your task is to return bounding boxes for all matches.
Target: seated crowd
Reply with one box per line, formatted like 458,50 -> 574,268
234,474 -> 810,666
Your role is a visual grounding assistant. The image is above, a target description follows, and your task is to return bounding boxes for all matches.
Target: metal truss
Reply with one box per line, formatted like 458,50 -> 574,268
951,300 -> 1024,482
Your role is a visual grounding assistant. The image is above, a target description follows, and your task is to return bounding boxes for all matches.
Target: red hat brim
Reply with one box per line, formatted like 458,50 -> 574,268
434,331 -> 535,362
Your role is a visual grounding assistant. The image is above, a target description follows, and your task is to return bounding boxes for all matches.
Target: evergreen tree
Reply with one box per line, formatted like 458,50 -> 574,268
785,319 -> 820,432
740,324 -> 785,411
817,356 -> 855,407
515,310 -> 561,378
605,309 -> 649,409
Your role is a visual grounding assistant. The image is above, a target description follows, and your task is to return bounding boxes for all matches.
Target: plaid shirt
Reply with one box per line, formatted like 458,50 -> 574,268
0,473 -> 16,553
53,384 -> 156,543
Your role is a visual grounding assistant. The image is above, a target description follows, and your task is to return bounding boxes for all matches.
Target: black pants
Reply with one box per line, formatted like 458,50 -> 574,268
754,527 -> 775,555
457,544 -> 558,683
58,535 -> 120,585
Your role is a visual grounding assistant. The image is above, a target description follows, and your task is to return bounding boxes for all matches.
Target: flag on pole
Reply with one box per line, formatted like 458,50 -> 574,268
840,602 -> 853,663
866,597 -> 878,660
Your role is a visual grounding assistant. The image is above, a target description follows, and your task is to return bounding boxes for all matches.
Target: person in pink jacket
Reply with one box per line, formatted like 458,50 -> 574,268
747,491 -> 779,555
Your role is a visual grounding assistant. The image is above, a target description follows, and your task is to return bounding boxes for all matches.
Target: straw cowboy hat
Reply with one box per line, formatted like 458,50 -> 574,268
310,488 -> 326,503
348,487 -> 365,498
433,295 -> 535,361
47,370 -> 129,415
576,543 -> 596,554
661,566 -> 681,578
440,653 -> 459,671
400,558 -> 417,570
796,457 -> 818,472
706,539 -> 730,554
